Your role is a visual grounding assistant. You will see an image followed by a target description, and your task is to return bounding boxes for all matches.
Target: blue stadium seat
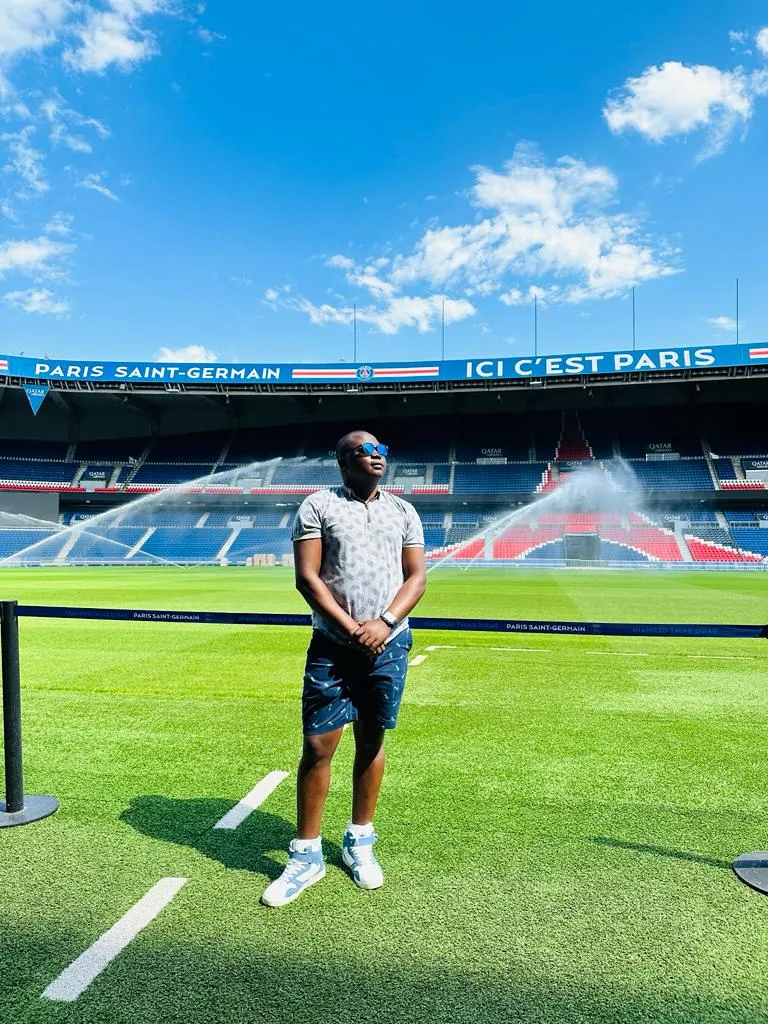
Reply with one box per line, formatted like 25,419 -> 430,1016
623,460 -> 714,491
0,460 -> 77,483
730,528 -> 768,557
140,528 -> 232,561
226,528 -> 292,562
453,464 -> 546,493
66,528 -> 147,561
0,529 -> 62,559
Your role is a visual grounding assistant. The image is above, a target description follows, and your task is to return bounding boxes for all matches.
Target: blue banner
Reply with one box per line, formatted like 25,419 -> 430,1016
22,383 -> 49,415
1,343 -> 767,387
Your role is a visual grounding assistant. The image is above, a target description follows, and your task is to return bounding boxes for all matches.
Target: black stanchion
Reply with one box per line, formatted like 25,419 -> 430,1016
0,600 -> 59,827
733,854 -> 768,895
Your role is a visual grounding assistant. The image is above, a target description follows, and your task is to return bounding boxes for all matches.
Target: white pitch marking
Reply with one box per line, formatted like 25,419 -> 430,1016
421,644 -> 756,662
42,877 -> 187,1003
409,654 -> 428,667
213,770 -> 289,830
684,654 -> 757,661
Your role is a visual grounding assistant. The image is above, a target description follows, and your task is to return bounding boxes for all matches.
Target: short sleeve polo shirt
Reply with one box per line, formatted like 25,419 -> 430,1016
291,486 -> 424,643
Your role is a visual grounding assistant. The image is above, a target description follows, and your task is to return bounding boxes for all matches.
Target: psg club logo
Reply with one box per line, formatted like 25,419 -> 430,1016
356,365 -> 374,381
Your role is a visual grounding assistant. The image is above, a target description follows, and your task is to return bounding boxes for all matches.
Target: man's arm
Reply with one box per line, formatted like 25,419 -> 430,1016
353,545 -> 427,654
293,538 -> 359,639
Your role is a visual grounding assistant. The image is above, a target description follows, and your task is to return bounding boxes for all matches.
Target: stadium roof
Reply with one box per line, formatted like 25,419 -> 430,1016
2,344 -> 768,398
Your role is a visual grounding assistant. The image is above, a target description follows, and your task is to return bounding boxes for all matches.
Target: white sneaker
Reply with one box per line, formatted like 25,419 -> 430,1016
261,839 -> 326,907
342,827 -> 384,890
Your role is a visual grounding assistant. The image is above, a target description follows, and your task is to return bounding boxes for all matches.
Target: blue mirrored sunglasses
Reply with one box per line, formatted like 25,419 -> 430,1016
353,442 -> 389,457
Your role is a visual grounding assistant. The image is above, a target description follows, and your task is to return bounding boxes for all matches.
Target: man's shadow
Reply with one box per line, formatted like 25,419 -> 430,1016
120,795 -> 343,880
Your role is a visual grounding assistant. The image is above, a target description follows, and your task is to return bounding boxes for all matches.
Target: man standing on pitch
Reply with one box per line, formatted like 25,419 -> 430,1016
261,430 -> 426,907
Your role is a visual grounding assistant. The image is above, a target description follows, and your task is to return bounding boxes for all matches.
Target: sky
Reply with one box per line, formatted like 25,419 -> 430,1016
1,0 -> 768,366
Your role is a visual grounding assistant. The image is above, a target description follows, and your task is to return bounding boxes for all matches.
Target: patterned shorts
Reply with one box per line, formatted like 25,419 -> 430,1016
302,629 -> 413,736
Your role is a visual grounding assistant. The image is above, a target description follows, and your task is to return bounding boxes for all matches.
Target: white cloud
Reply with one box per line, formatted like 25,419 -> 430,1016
729,30 -> 751,53
0,234 -> 73,277
326,254 -> 354,270
707,314 -> 738,332
604,61 -> 767,160
77,171 -> 119,201
64,1 -> 171,73
0,0 -> 73,59
263,287 -> 279,301
0,0 -> 188,78
155,344 -> 219,362
757,28 -> 768,56
3,286 -> 69,315
44,211 -> 74,234
2,126 -> 48,194
286,147 -> 673,334
42,93 -> 110,153
197,26 -> 225,45
50,122 -> 92,152
500,284 -> 559,306
294,294 -> 475,335
391,147 -> 675,302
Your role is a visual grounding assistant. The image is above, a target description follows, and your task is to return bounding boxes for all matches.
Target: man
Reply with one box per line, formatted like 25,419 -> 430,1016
261,430 -> 426,907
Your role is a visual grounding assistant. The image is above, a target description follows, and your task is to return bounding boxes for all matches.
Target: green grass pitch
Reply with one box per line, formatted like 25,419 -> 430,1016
1,567 -> 767,1024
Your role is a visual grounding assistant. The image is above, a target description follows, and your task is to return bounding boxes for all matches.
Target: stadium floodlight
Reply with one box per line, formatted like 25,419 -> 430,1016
0,602 -> 59,827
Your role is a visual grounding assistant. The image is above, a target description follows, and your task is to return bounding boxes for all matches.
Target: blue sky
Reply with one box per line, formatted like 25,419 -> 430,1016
1,0 -> 768,366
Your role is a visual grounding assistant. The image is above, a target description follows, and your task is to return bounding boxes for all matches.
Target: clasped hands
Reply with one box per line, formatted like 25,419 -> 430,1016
348,618 -> 392,656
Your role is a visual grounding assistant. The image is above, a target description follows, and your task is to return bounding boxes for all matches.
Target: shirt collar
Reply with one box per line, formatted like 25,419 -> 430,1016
342,484 -> 381,503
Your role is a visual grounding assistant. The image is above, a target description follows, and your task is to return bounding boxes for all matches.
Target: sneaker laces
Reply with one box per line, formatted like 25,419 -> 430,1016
282,847 -> 315,880
347,834 -> 378,865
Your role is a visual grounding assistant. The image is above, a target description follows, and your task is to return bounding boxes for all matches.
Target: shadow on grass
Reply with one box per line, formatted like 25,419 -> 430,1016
590,835 -> 732,870
119,795 -> 343,880
4,918 -> 766,1024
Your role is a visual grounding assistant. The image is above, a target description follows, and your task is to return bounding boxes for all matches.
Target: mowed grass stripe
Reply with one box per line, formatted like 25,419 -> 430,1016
1,567 -> 768,1024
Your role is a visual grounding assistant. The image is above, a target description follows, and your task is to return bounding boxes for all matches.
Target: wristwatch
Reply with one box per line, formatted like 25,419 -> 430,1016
380,611 -> 397,629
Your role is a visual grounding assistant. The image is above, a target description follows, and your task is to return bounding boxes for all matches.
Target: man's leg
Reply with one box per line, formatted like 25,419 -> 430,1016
297,726 -> 345,839
351,719 -> 386,825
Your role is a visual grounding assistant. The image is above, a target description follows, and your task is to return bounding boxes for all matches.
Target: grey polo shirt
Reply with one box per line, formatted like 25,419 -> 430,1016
291,486 -> 424,643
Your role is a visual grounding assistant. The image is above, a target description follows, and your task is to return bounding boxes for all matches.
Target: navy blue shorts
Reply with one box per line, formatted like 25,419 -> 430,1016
302,628 -> 413,736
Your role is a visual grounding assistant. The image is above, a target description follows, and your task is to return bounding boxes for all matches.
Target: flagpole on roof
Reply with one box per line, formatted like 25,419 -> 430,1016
441,299 -> 445,361
632,287 -> 636,351
735,277 -> 739,344
533,293 -> 538,357
353,304 -> 357,362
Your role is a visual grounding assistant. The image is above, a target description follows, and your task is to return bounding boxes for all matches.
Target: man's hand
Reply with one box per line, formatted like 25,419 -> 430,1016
352,618 -> 391,656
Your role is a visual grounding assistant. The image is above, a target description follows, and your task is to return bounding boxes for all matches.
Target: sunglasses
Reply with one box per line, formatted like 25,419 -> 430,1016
348,442 -> 389,458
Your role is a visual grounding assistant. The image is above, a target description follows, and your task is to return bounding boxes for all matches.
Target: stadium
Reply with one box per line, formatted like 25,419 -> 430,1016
2,344 -> 768,1024
1,344 -> 768,568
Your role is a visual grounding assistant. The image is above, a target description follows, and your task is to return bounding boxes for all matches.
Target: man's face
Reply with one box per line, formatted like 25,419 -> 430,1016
340,434 -> 387,483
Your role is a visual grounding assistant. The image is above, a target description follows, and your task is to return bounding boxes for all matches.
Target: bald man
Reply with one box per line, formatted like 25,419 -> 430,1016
261,429 -> 426,907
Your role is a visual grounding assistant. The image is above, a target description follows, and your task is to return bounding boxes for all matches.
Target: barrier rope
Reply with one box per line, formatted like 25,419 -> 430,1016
15,604 -> 768,639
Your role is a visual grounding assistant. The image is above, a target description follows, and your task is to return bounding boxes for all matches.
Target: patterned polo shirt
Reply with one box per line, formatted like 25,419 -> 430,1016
291,485 -> 424,643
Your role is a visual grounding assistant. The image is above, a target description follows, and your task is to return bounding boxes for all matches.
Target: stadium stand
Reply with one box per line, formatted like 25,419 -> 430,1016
2,399 -> 768,566
0,461 -> 76,483
74,437 -> 149,462
454,464 -> 547,493
0,528 -> 56,557
619,459 -> 714,491
140,528 -> 231,562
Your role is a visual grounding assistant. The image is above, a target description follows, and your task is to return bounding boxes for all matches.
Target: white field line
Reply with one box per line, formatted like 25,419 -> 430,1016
42,877 -> 187,1003
421,644 -> 756,661
213,771 -> 289,830
409,654 -> 428,667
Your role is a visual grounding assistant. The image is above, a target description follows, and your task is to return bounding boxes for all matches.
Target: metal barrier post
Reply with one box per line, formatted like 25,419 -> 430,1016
733,853 -> 768,895
0,600 -> 59,827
